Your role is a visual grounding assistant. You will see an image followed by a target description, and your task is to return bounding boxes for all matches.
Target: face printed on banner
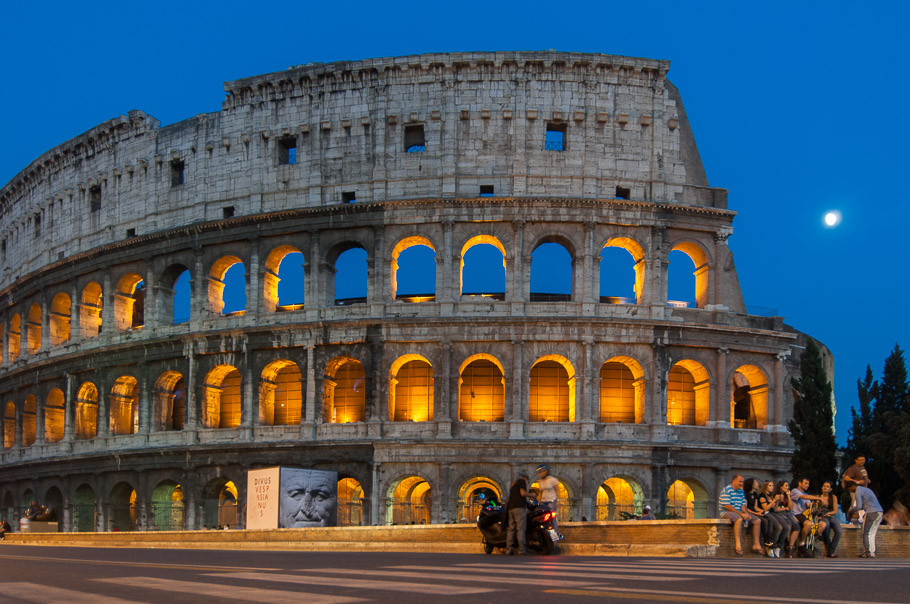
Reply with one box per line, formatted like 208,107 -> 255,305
278,469 -> 338,527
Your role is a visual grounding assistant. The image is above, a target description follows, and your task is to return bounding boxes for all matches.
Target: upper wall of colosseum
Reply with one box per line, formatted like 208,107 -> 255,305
0,51 -> 727,292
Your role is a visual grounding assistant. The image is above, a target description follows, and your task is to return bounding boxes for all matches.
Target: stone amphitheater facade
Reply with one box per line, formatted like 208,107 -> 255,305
0,51 -> 821,531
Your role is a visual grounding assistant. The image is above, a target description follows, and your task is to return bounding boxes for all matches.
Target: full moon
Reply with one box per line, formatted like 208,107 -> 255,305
823,211 -> 841,227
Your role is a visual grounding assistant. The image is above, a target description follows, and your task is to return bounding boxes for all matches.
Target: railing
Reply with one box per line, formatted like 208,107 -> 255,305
395,293 -> 436,303
389,503 -> 430,525
544,140 -> 564,151
335,297 -> 367,306
338,501 -> 363,526
529,293 -> 571,302
745,305 -> 778,317
461,292 -> 505,301
72,503 -> 96,532
108,504 -> 137,531
665,501 -> 711,520
595,502 -> 642,521
666,300 -> 690,309
406,144 -> 426,153
203,500 -> 238,529
600,296 -> 635,305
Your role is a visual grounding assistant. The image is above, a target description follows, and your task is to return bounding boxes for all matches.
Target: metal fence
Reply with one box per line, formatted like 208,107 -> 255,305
72,503 -> 96,532
389,502 -> 430,525
337,501 -> 363,526
108,504 -> 137,531
149,502 -> 184,531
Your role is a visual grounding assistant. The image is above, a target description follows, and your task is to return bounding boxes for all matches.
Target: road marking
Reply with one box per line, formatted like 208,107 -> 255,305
318,567 -> 602,588
547,585 -> 907,604
0,553 -> 279,572
513,561 -> 838,575
95,577 -> 366,603
0,582 -> 145,604
396,564 -> 706,581
210,571 -> 500,595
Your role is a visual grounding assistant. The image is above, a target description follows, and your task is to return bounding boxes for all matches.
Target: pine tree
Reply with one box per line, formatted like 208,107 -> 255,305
894,411 -> 910,506
866,344 -> 909,508
789,339 -> 838,488
845,365 -> 876,464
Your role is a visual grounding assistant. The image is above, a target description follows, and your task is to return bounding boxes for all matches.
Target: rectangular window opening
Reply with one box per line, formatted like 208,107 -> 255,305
89,186 -> 101,212
615,186 -> 631,200
342,191 -> 357,204
126,228 -> 136,238
223,206 -> 235,219
278,136 -> 297,165
404,124 -> 426,152
480,185 -> 494,197
34,215 -> 41,239
170,160 -> 185,187
545,123 -> 566,151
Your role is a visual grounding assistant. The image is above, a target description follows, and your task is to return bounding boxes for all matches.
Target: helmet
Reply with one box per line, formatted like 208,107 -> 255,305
536,463 -> 549,473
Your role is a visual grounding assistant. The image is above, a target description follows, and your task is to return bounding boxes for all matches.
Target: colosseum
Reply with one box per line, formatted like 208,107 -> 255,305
0,51 -> 818,532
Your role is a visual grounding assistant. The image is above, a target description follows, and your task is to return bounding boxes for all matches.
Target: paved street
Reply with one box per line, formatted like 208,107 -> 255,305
0,546 -> 907,603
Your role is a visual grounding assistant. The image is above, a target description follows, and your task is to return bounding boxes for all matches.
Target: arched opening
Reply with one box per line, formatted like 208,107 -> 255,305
391,236 -> 436,302
50,293 -> 71,346
20,489 -> 35,516
461,236 -> 506,299
202,365 -> 242,429
26,303 -> 41,355
458,355 -> 505,422
667,360 -> 710,426
264,246 -> 305,312
208,256 -> 246,315
73,484 -> 97,532
110,376 -> 139,435
529,476 -> 572,521
80,282 -> 103,337
731,364 -> 769,430
669,242 -> 709,309
667,478 -> 709,519
2,492 -> 13,525
529,356 -> 575,422
75,382 -> 99,439
529,241 -> 572,302
150,481 -> 184,531
3,401 -> 15,448
458,476 -> 502,523
43,486 -> 63,530
388,476 -> 432,525
389,355 -> 434,422
260,360 -> 302,426
596,476 -> 644,520
599,356 -> 645,424
334,247 -> 368,306
153,371 -> 185,431
8,313 -> 21,361
161,264 -> 191,325
44,388 -> 65,443
324,357 -> 365,423
22,395 -> 36,446
601,237 -> 645,304
337,477 -> 364,526
114,273 -> 145,330
109,482 -> 137,531
203,478 -> 238,530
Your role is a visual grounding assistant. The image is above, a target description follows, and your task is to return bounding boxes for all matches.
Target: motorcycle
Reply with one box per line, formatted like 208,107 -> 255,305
476,497 -> 562,555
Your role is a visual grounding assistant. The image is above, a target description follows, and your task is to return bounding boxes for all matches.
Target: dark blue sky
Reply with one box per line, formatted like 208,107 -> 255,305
3,1 -> 908,444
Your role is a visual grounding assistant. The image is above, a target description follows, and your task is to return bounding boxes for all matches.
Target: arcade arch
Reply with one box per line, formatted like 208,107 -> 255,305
22,395 -> 36,446
599,356 -> 644,423
595,476 -> 644,520
208,255 -> 245,315
667,360 -> 710,426
324,357 -> 365,423
73,484 -> 97,532
114,273 -> 144,331
667,478 -> 709,519
108,482 -> 137,531
263,245 -> 304,312
458,354 -> 505,422
150,481 -> 184,531
458,476 -> 501,523
202,365 -> 242,429
529,356 -> 575,422
389,355 -> 434,422
601,237 -> 645,304
49,292 -> 71,346
260,360 -> 302,426
44,388 -> 65,443
731,365 -> 769,429
153,371 -> 185,431
337,477 -> 364,526
80,282 -> 103,338
75,382 -> 99,439
390,236 -> 436,302
529,241 -> 572,301
460,235 -> 506,298
160,264 -> 191,325
8,313 -> 20,361
670,241 -> 709,309
387,475 -> 431,525
333,246 -> 368,305
203,478 -> 238,529
110,376 -> 139,435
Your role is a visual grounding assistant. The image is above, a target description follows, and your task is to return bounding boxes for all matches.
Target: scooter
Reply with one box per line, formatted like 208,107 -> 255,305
476,497 -> 562,555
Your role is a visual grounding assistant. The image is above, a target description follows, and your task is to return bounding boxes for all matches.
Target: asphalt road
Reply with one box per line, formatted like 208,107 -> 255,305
0,545 -> 907,603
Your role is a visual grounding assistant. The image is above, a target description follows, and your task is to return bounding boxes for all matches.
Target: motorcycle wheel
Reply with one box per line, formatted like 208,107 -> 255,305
483,541 -> 495,555
534,530 -> 554,555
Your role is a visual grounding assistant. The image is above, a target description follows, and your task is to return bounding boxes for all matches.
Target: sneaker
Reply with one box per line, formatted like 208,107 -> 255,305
859,552 -> 870,558
774,548 -> 781,558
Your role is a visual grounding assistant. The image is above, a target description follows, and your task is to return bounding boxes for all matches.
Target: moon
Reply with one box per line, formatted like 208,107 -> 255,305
823,211 -> 841,227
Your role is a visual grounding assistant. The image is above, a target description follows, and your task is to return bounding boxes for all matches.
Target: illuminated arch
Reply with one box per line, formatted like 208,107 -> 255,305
114,273 -> 145,330
50,293 -> 71,346
458,354 -> 506,422
596,476 -> 645,520
208,255 -> 244,314
389,354 -> 434,422
150,480 -> 184,531
529,240 -> 573,301
80,282 -> 103,338
75,382 -> 99,439
161,263 -> 191,325
667,478 -> 709,519
387,475 -> 432,525
599,356 -> 645,423
260,360 -> 302,425
391,236 -> 436,301
458,476 -> 502,521
602,237 -> 646,304
44,388 -> 65,443
529,355 -> 576,422
460,235 -> 506,297
202,364 -> 242,429
3,401 -> 14,448
667,360 -> 710,426
331,243 -> 368,305
324,356 -> 365,423
670,241 -> 710,309
8,313 -> 21,361
22,395 -> 36,446
337,477 -> 364,526
203,478 -> 239,529
263,245 -> 304,312
153,371 -> 186,431
110,376 -> 139,435
26,302 -> 42,354
731,364 -> 769,430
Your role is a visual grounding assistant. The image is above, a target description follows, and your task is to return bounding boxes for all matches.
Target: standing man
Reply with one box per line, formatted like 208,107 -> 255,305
842,455 -> 870,489
505,474 -> 529,555
846,483 -> 883,558
718,474 -> 762,555
536,464 -> 560,532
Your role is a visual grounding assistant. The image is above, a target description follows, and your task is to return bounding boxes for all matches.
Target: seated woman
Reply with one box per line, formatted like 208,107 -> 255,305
757,480 -> 786,557
771,480 -> 800,557
819,481 -> 842,558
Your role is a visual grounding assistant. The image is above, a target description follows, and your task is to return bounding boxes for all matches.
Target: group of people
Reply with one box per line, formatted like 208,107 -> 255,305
719,456 -> 884,558
504,463 -> 560,555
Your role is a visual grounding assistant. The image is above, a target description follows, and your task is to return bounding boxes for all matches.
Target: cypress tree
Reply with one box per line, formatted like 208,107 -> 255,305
845,365 -> 876,464
789,339 -> 838,488
866,344 -> 908,508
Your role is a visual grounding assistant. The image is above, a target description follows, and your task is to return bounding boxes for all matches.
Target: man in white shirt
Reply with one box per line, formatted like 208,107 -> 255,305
536,463 -> 560,532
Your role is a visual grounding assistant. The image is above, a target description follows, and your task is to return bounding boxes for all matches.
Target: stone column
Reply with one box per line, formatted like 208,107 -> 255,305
368,226 -> 385,312
509,339 -> 524,438
713,228 -> 732,308
772,351 -> 789,432
441,220 -> 455,304
508,220 -> 526,304
242,338 -> 255,433
143,264 -> 158,329
190,246 -> 206,325
580,337 -> 595,438
40,297 -> 51,352
713,348 -> 729,427
247,238 -> 261,316
581,221 -> 596,305
371,462 -> 382,525
97,375 -> 110,438
35,392 -> 46,446
304,345 -> 316,429
101,272 -> 113,335
64,372 -> 76,444
437,340 -> 452,438
68,282 -> 81,346
184,341 -> 198,442
305,231 -> 321,315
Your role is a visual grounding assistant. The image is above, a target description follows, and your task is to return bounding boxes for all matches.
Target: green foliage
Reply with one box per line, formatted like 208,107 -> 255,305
845,365 -> 876,463
789,339 -> 838,488
865,345 -> 909,508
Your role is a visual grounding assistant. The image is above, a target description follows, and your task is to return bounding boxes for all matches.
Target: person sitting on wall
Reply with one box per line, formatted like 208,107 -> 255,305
639,505 -> 656,520
790,478 -> 828,555
0,518 -> 10,539
718,474 -> 762,555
